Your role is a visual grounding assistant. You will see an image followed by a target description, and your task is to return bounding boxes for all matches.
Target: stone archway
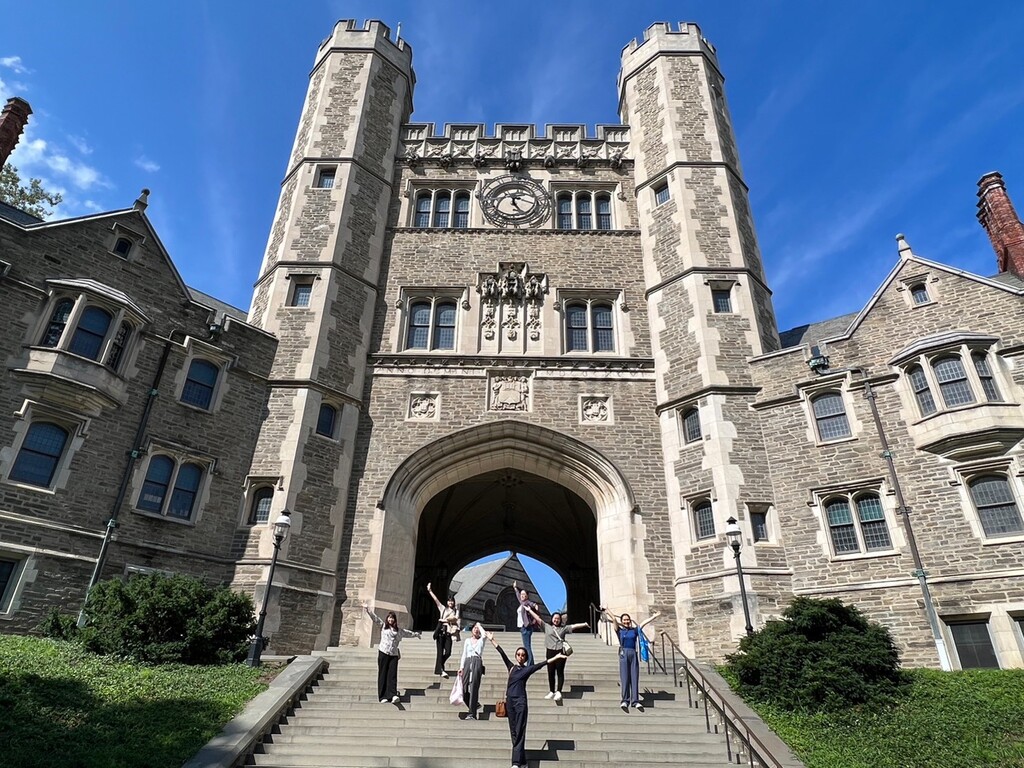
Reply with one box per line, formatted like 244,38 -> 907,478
361,420 -> 643,643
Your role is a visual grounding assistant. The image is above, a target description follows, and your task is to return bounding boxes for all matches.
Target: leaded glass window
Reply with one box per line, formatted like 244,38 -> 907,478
556,195 -> 573,230
9,422 -> 69,488
433,302 -> 457,350
948,621 -> 999,669
414,193 -> 431,228
856,494 -> 892,551
972,353 -> 1001,402
576,193 -> 592,230
910,283 -> 929,304
969,475 -> 1024,537
825,498 -> 859,554
432,191 -> 451,228
934,356 -> 974,407
908,364 -> 937,416
454,193 -> 470,228
138,455 -> 174,512
68,306 -> 112,360
565,303 -> 588,352
181,359 -> 219,410
249,487 -> 274,524
40,298 -> 74,348
811,392 -> 851,441
693,501 -> 715,540
316,404 -> 337,438
682,408 -> 701,444
596,195 -> 612,230
168,463 -> 202,520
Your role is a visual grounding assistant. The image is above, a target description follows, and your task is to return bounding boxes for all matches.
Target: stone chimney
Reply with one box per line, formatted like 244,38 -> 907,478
977,172 -> 1024,277
0,97 -> 32,169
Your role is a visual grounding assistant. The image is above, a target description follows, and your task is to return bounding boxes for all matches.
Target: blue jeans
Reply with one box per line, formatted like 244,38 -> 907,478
519,627 -> 535,665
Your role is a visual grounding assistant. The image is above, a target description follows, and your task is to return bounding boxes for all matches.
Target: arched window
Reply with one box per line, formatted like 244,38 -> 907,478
576,193 -> 592,230
565,303 -> 589,351
316,403 -> 337,438
181,359 -> 219,410
933,356 -> 974,407
68,306 -> 112,360
968,475 -> 1024,537
112,237 -> 134,258
249,487 -> 274,524
138,455 -> 174,512
556,194 -> 573,230
692,500 -> 715,540
811,392 -> 851,441
168,463 -> 203,519
824,491 -> 892,555
682,408 -> 701,444
432,191 -> 451,228
414,193 -> 432,228
40,298 -> 74,348
453,193 -> 471,228
910,283 -> 930,304
406,300 -> 432,350
432,301 -> 457,350
907,364 -> 937,416
972,352 -> 1001,402
592,303 -> 614,352
854,493 -> 892,551
596,195 -> 612,230
9,422 -> 69,488
824,497 -> 858,554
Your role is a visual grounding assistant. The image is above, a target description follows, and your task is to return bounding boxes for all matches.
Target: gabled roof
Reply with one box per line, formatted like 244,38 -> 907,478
451,555 -> 512,605
188,287 -> 249,323
0,200 -> 43,226
779,312 -> 859,350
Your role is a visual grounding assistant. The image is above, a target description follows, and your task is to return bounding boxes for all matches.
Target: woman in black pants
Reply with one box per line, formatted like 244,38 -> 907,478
488,631 -> 567,768
524,604 -> 588,702
426,581 -> 460,678
363,603 -> 420,703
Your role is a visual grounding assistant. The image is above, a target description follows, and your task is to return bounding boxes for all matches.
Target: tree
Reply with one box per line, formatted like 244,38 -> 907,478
0,163 -> 62,218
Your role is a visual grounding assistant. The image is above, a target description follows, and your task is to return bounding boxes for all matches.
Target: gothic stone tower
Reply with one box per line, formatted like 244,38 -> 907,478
619,23 -> 784,655
242,21 -> 414,651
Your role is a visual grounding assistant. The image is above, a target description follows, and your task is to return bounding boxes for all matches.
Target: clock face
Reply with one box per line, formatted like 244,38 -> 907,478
477,175 -> 551,228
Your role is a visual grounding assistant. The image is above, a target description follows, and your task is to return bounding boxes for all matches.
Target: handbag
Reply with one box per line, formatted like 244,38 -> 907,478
449,675 -> 464,706
432,623 -> 443,641
495,699 -> 507,718
561,640 -> 573,656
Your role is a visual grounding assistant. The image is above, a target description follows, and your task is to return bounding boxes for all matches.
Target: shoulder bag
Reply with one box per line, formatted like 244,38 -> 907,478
495,699 -> 507,717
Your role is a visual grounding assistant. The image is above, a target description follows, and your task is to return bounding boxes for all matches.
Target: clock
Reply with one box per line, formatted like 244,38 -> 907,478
477,175 -> 551,228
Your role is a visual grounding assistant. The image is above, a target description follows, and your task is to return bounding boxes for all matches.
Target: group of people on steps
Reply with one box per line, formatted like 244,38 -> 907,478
364,582 -> 660,768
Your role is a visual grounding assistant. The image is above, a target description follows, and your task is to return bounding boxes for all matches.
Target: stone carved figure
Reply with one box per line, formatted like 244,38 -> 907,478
524,274 -> 545,301
410,394 -> 437,420
490,375 -> 530,411
582,397 -> 609,422
499,268 -> 523,300
480,275 -> 499,300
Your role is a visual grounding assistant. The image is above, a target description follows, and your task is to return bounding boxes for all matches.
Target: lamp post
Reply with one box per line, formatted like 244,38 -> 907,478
725,516 -> 754,636
246,512 -> 292,668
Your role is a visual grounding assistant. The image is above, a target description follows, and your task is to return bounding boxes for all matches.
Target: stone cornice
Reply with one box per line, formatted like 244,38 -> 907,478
370,353 -> 655,377
388,226 -> 641,237
654,385 -> 761,415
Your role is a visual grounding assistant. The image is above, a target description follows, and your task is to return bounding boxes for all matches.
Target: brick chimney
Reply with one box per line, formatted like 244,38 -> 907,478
978,172 -> 1024,277
0,97 -> 32,169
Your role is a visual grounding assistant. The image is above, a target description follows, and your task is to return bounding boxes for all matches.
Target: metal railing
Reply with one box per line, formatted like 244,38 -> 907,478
587,603 -> 784,768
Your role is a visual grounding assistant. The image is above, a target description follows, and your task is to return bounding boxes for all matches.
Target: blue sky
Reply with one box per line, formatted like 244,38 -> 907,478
4,3 -> 1024,610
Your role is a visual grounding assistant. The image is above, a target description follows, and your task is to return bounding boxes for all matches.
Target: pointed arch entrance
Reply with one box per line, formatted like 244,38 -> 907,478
363,420 -> 643,641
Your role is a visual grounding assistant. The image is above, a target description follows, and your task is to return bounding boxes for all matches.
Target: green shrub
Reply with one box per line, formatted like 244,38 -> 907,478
725,597 -> 902,712
39,608 -> 79,640
81,573 -> 256,665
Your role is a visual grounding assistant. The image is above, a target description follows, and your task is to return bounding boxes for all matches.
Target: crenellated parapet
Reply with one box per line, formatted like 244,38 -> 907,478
399,122 -> 631,170
618,22 -> 720,109
315,19 -> 414,76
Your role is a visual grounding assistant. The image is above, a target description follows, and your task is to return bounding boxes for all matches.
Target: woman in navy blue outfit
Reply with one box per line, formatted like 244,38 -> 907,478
487,630 -> 567,768
601,608 -> 660,712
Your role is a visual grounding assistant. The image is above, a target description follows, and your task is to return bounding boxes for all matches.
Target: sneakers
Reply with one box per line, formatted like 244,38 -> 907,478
391,695 -> 400,704
380,698 -> 388,704
620,702 -> 628,712
632,702 -> 645,712
553,691 -> 563,702
544,691 -> 556,699
440,671 -> 450,679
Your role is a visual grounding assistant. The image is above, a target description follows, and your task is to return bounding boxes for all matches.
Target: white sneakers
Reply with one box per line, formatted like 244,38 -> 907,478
554,691 -> 563,702
544,691 -> 555,699
380,698 -> 388,704
440,671 -> 450,679
391,695 -> 400,704
620,702 -> 628,712
632,702 -> 645,712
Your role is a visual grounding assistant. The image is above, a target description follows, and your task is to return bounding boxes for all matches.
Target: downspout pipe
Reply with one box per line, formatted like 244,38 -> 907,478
77,330 -> 182,626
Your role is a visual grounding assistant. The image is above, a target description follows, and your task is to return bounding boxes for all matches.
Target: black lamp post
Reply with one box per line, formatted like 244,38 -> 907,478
725,516 -> 754,636
246,512 -> 292,668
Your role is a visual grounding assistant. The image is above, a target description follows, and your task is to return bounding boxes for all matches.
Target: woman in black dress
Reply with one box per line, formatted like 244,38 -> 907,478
487,631 -> 567,768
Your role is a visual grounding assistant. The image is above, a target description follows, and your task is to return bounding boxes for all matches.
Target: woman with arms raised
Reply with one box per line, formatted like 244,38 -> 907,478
488,630 -> 567,768
600,606 -> 660,712
523,603 -> 587,702
426,581 -> 460,678
363,602 -> 420,704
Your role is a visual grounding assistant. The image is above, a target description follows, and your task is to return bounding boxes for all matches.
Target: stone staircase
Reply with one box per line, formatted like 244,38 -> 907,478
249,631 -> 748,767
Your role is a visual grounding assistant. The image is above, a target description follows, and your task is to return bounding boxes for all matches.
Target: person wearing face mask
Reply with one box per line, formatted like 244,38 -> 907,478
426,582 -> 461,679
522,603 -> 588,702
600,607 -> 660,712
488,631 -> 567,768
363,602 -> 421,704
457,622 -> 487,719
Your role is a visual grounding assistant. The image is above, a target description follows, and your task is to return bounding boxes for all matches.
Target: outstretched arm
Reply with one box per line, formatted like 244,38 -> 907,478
569,622 -> 589,633
513,580 -> 526,605
425,582 -> 444,612
601,608 -> 621,632
523,603 -> 544,626
363,603 -> 383,628
639,610 -> 661,630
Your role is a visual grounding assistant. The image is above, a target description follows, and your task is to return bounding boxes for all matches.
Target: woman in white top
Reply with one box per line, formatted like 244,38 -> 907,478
363,603 -> 420,703
458,622 -> 487,719
427,582 -> 460,678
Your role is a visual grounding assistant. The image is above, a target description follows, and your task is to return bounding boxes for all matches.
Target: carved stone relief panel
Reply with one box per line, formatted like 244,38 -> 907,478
579,394 -> 613,424
478,262 -> 548,354
407,392 -> 440,421
488,371 -> 532,412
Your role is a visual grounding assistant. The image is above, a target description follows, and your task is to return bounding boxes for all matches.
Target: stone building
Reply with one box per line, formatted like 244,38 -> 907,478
0,20 -> 1022,669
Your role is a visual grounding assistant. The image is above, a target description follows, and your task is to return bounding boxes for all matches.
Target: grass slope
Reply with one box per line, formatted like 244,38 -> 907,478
743,669 -> 1024,768
0,635 -> 268,768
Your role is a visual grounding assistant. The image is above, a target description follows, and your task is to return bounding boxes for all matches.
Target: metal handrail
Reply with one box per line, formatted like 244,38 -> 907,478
655,631 -> 785,768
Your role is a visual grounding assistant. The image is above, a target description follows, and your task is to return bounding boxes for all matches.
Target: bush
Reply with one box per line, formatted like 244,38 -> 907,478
725,597 -> 902,713
39,608 -> 79,640
81,573 -> 256,665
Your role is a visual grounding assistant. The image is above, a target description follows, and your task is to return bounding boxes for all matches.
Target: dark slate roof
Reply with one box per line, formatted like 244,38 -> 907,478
778,311 -> 859,349
0,200 -> 43,226
990,272 -> 1024,289
188,287 -> 249,323
451,555 -> 512,605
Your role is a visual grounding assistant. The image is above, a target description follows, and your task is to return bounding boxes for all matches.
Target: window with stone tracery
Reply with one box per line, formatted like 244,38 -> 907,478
412,188 -> 472,229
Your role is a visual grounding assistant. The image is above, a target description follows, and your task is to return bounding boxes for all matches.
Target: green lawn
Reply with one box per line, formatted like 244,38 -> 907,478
0,635 -> 269,768
736,668 -> 1024,768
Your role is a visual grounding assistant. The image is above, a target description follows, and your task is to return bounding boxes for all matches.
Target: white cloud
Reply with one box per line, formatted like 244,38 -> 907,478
0,56 -> 28,74
9,128 -> 109,192
134,155 -> 160,173
67,135 -> 92,155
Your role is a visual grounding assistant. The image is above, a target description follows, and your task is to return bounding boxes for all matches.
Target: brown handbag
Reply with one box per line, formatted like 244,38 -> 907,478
495,699 -> 507,718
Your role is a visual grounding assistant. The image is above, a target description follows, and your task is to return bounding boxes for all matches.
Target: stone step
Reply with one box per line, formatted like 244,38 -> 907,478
252,759 -> 737,768
253,744 -> 728,764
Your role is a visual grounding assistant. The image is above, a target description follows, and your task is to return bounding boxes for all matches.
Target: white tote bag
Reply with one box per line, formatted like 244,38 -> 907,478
449,674 -> 464,706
